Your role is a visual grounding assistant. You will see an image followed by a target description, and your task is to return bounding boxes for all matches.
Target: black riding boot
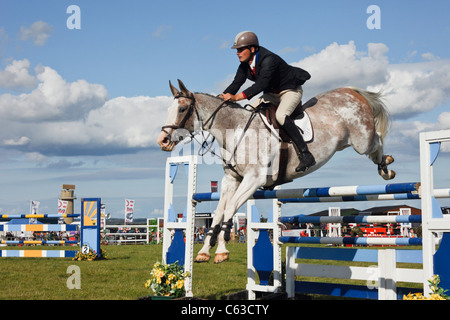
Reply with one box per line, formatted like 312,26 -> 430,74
280,116 -> 316,172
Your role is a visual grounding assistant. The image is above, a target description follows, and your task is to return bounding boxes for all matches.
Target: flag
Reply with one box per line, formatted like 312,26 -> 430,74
125,199 -> 135,223
58,200 -> 68,224
58,200 -> 68,214
101,203 -> 106,229
211,181 -> 218,193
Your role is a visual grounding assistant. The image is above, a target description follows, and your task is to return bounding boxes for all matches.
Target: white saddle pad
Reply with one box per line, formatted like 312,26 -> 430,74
260,111 -> 313,143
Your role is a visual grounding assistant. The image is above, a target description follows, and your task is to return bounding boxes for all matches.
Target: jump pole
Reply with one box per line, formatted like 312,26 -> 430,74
193,182 -> 421,202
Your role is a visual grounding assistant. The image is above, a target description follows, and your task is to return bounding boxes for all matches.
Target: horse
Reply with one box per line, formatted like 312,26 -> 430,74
157,79 -> 395,264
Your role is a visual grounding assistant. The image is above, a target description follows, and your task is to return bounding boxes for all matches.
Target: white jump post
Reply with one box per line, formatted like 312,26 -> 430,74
246,193 -> 282,299
328,207 -> 341,237
162,155 -> 197,297
399,207 -> 411,237
420,129 -> 450,297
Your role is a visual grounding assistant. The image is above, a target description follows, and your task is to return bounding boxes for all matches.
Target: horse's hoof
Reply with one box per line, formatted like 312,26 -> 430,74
214,253 -> 229,264
384,155 -> 394,165
194,253 -> 210,263
379,169 -> 396,180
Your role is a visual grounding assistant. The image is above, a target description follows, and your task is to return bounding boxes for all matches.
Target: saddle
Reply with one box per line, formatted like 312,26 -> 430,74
262,97 -> 317,142
260,97 -> 317,188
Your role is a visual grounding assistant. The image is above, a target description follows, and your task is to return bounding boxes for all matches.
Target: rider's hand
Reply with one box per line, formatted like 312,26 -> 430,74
221,93 -> 234,101
221,92 -> 246,102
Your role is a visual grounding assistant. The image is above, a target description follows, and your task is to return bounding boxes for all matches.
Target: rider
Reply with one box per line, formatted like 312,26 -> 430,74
220,31 -> 316,173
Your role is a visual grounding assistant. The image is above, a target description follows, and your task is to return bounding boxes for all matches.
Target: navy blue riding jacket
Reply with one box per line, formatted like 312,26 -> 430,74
223,46 -> 311,100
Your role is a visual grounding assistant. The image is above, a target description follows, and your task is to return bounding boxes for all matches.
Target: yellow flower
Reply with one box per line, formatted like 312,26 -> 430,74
168,273 -> 175,282
156,269 -> 165,278
176,280 -> 184,289
403,293 -> 425,300
429,294 -> 446,300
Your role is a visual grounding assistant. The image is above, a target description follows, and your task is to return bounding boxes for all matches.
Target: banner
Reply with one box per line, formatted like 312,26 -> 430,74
58,200 -> 68,215
30,200 -> 40,224
211,181 -> 218,193
101,203 -> 106,230
125,199 -> 135,223
57,200 -> 68,224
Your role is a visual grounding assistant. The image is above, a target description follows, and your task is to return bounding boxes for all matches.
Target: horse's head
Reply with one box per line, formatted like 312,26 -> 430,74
157,79 -> 197,152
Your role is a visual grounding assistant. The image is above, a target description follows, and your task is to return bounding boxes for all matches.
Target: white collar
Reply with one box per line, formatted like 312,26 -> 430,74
249,56 -> 256,69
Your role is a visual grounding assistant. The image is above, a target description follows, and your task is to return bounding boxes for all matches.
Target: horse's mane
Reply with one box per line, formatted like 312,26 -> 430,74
194,92 -> 253,111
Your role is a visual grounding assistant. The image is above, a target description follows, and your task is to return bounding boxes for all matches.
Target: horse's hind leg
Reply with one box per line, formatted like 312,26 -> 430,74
369,132 -> 396,180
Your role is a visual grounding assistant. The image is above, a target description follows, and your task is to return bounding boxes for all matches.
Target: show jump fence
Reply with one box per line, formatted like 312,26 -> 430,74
162,129 -> 450,299
0,198 -> 101,258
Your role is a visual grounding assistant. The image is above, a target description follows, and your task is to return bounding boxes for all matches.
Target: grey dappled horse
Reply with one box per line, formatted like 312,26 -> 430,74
157,80 -> 394,263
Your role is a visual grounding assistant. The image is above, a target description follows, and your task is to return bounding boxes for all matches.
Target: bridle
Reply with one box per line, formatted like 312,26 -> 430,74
160,92 -> 229,136
160,92 -> 199,135
159,92 -> 257,178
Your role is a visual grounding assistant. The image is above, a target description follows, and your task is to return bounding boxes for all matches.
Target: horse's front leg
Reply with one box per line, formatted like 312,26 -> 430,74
214,172 -> 265,264
194,173 -> 240,263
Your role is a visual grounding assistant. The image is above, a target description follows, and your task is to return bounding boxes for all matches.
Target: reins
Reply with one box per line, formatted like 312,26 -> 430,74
160,92 -> 266,178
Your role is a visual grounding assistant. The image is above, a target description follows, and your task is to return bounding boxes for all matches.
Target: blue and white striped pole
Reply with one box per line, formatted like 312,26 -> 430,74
279,236 -> 422,246
279,214 -> 422,224
192,182 -> 421,202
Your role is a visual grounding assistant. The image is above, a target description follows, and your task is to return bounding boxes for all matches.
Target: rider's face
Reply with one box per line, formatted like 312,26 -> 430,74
236,47 -> 254,63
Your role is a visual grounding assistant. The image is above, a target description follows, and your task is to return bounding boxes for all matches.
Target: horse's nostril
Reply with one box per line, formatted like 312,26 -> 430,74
163,137 -> 170,144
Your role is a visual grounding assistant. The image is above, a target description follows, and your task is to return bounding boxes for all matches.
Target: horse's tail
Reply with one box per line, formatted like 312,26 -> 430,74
348,87 -> 391,141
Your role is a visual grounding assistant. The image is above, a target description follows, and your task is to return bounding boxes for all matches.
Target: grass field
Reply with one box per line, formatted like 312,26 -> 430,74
0,243 -> 248,300
0,243 -> 423,300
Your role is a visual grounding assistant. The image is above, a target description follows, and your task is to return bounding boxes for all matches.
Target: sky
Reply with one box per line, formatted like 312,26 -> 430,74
1,0 -> 450,220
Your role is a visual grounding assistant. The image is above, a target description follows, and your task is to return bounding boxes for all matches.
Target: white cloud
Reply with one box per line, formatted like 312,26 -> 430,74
25,152 -> 47,163
3,136 -> 30,146
0,93 -> 173,155
293,41 -> 389,96
0,63 -> 108,121
0,59 -> 36,90
278,46 -> 298,54
83,95 -> 173,149
0,58 -> 173,156
152,25 -> 172,38
422,52 -> 437,61
369,59 -> 450,119
20,21 -> 52,46
287,41 -> 450,158
220,40 -> 230,49
289,41 -> 450,120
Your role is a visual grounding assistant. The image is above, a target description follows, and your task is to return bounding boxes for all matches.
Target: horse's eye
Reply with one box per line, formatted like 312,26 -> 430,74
179,107 -> 187,113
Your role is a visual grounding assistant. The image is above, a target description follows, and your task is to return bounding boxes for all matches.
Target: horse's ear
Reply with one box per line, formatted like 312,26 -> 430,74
169,80 -> 179,97
177,79 -> 192,97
